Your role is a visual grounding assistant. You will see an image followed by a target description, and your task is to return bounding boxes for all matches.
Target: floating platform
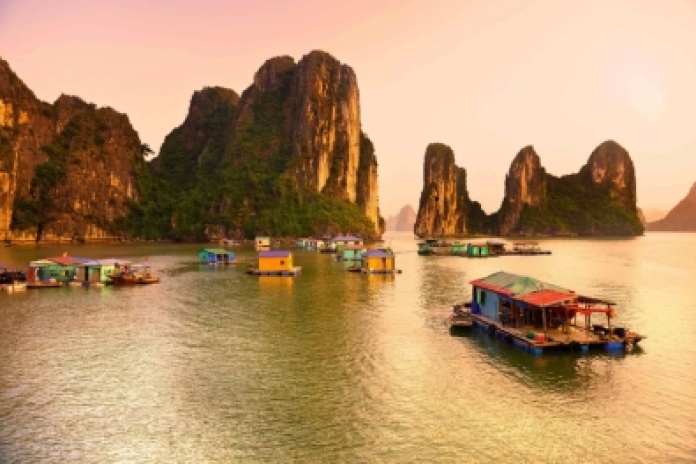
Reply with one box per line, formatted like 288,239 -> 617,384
26,281 -> 64,289
1,282 -> 27,292
247,266 -> 302,276
470,313 -> 645,355
361,269 -> 402,275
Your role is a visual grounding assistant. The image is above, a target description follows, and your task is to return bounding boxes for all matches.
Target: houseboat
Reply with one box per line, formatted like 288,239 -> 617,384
361,250 -> 401,274
417,238 -> 466,256
508,241 -> 552,255
336,245 -> 365,262
462,271 -> 645,355
26,256 -> 84,287
327,235 -> 363,252
465,242 -> 490,257
71,259 -> 107,286
255,236 -> 271,249
247,250 -> 301,276
198,248 -> 237,265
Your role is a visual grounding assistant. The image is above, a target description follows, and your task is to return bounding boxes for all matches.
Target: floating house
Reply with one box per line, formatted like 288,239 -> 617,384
466,271 -> 645,354
361,250 -> 400,274
466,242 -> 490,257
72,259 -> 105,286
198,248 -> 236,265
338,245 -> 365,262
330,235 -> 363,250
255,236 -> 271,248
306,239 -> 325,250
26,256 -> 84,286
486,240 -> 507,256
248,250 -> 301,276
296,238 -> 309,249
418,238 -> 465,256
511,241 -> 551,255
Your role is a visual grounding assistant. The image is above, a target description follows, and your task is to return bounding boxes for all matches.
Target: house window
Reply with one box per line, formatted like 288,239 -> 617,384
480,290 -> 487,305
280,260 -> 285,265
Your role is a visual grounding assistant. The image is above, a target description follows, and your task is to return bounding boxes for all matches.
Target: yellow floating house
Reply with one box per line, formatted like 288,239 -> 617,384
248,250 -> 301,276
361,250 -> 401,274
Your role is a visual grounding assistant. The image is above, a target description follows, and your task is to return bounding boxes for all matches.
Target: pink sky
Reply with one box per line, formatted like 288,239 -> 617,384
2,0 -> 696,217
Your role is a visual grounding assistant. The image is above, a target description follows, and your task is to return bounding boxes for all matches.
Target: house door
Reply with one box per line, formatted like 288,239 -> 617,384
90,268 -> 100,282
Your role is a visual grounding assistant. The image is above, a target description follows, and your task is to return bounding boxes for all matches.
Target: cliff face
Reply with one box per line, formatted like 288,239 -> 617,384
579,140 -> 637,211
152,87 -> 238,189
0,58 -> 144,242
386,205 -> 416,231
414,143 -> 470,237
498,146 -> 546,235
414,140 -> 643,237
647,183 -> 696,231
150,50 -> 382,239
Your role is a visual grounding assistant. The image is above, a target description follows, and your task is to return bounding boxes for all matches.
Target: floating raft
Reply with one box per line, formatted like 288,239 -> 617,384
361,269 -> 402,274
470,313 -> 646,355
26,282 -> 64,289
247,266 -> 302,276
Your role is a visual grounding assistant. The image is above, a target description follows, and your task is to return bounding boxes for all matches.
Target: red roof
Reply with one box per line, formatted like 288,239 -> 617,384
46,256 -> 80,266
517,289 -> 576,306
469,279 -> 514,296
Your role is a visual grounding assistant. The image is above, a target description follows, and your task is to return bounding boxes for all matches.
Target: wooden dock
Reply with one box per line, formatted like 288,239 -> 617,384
361,269 -> 402,274
470,313 -> 645,355
247,266 -> 302,277
26,281 -> 64,289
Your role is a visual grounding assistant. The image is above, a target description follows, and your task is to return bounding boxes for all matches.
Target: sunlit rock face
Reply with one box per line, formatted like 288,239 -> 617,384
647,182 -> 696,231
580,140 -> 637,211
414,143 -> 470,237
498,145 -> 547,236
0,58 -> 145,242
386,205 -> 417,231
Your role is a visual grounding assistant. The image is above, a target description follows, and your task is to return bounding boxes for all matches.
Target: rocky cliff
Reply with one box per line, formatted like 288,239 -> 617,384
413,143 -> 486,237
146,50 -> 382,240
497,146 -> 546,235
414,140 -> 643,237
647,183 -> 696,231
0,58 -> 145,242
386,205 -> 417,231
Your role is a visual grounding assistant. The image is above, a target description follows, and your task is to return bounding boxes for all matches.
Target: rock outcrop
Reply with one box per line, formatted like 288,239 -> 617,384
150,50 -> 382,239
498,146 -> 546,235
0,58 -> 145,242
647,183 -> 696,231
579,140 -> 637,211
414,144 -> 472,237
386,205 -> 417,231
414,140 -> 643,237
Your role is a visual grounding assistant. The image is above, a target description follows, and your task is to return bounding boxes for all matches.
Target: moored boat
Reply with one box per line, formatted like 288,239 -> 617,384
110,264 -> 160,285
448,302 -> 473,328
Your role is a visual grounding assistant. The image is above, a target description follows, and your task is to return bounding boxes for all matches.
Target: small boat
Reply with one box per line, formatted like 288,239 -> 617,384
109,264 -> 160,286
448,302 -> 473,328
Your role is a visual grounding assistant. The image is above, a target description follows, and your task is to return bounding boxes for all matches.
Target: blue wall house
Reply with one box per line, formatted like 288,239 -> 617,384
199,248 -> 236,264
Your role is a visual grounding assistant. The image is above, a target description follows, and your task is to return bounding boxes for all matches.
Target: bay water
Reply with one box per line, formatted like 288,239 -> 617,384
1,233 -> 695,462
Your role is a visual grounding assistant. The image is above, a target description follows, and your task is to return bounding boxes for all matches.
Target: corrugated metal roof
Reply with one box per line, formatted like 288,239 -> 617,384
517,289 -> 576,306
363,250 -> 393,258
97,258 -> 129,265
259,250 -> 291,258
332,235 -> 362,242
46,256 -> 82,266
200,248 -> 232,254
471,271 -> 571,297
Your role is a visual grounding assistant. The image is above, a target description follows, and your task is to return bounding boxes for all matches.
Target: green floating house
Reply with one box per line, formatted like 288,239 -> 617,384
467,243 -> 490,257
199,248 -> 236,264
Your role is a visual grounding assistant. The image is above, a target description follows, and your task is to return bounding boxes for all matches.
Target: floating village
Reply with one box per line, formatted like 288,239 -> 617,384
1,234 -> 644,356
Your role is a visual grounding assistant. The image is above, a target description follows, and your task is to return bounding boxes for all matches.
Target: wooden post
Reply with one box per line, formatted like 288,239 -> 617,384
542,304 -> 547,336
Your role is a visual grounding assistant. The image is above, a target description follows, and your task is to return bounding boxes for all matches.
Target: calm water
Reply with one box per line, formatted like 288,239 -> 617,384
1,233 -> 695,462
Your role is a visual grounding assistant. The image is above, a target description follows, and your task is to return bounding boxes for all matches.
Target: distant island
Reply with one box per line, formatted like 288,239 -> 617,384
414,141 -> 643,237
646,182 -> 696,231
386,205 -> 416,231
0,51 -> 383,243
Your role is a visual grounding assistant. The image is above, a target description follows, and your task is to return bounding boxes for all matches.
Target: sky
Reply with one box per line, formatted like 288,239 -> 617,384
2,0 -> 696,218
